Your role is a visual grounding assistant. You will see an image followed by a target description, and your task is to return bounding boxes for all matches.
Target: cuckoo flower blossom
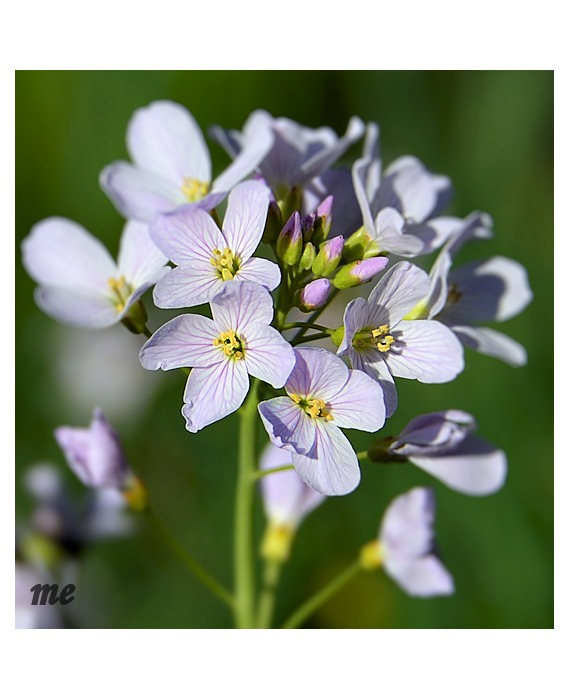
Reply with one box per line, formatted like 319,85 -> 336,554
338,261 -> 464,417
384,410 -> 507,495
100,100 -> 274,222
361,488 -> 454,597
151,180 -> 280,309
21,218 -> 169,329
211,110 -> 365,200
259,443 -> 326,561
258,348 -> 385,496
140,282 -> 295,432
420,213 -> 532,367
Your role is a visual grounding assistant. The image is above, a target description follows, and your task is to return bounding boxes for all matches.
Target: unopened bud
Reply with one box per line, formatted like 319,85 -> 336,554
276,212 -> 303,266
298,242 -> 316,271
342,226 -> 376,263
278,187 -> 303,223
312,195 -> 334,245
333,256 -> 388,289
296,279 -> 332,312
121,299 -> 149,335
312,236 -> 344,278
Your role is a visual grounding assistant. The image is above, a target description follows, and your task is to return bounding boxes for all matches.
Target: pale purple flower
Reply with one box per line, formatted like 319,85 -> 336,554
389,411 -> 507,495
151,180 -> 280,309
54,408 -> 131,489
259,443 -> 325,561
21,217 -> 169,328
140,282 -> 296,433
258,348 -> 385,496
338,261 -> 465,417
211,110 -> 364,200
364,488 -> 454,597
410,212 -> 532,367
352,123 -> 457,257
100,100 -> 274,222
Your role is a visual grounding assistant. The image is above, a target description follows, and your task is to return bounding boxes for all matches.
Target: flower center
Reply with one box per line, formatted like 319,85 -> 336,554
210,247 -> 241,281
213,330 -> 245,360
181,177 -> 210,202
107,275 -> 133,313
289,393 -> 334,421
352,324 -> 395,353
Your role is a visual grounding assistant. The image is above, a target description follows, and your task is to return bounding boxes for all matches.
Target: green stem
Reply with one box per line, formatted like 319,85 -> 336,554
282,322 -> 330,333
250,464 -> 294,480
282,560 -> 361,629
292,288 -> 339,342
147,510 -> 234,609
142,325 -> 153,339
257,559 -> 282,629
291,332 -> 331,347
234,379 -> 260,628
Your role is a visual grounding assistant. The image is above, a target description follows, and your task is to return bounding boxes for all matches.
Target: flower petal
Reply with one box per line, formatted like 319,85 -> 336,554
99,162 -> 185,222
286,348 -> 350,403
153,265 -> 223,309
451,325 -> 528,367
150,207 -> 225,266
222,180 -> 271,260
329,369 -> 385,432
139,314 -> 219,370
299,116 -> 365,184
243,323 -> 296,388
385,555 -> 454,597
375,208 -> 423,257
385,320 -> 464,383
348,347 -> 399,418
22,217 -> 117,295
380,487 -> 435,560
404,216 -> 463,256
210,280 -> 275,330
292,422 -> 361,496
367,261 -> 431,327
127,100 -> 211,184
258,397 -> 317,455
392,410 -> 475,454
117,220 -> 169,289
34,287 -> 118,328
408,434 -> 507,496
236,257 -> 281,292
182,359 -> 249,432
338,297 -> 373,354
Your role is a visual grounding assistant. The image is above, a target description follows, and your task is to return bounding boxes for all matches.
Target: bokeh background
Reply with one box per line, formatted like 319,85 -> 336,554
15,70 -> 553,629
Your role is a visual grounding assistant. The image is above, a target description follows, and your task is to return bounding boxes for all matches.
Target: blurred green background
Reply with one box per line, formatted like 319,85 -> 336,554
15,70 -> 553,628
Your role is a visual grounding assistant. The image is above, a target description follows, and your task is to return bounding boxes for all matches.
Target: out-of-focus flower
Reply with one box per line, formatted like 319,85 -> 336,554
360,487 -> 454,597
259,443 -> 326,561
151,180 -> 280,309
258,348 -> 385,496
140,282 -> 295,433
338,261 -> 464,417
15,562 -> 63,629
370,410 -> 507,495
21,218 -> 168,331
100,100 -> 274,222
407,213 -> 533,367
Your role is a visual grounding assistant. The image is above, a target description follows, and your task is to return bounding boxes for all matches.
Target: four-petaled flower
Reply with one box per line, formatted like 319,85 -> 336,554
21,217 -> 169,328
140,282 -> 296,432
338,261 -> 464,417
258,348 -> 386,496
150,180 -> 280,309
361,487 -> 454,597
100,100 -> 274,222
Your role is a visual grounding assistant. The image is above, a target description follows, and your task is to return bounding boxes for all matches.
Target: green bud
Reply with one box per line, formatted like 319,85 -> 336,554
121,300 -> 149,335
342,226 -> 376,262
333,257 -> 388,289
312,236 -> 344,278
262,200 -> 283,244
276,212 -> 303,266
329,325 -> 345,347
298,242 -> 316,271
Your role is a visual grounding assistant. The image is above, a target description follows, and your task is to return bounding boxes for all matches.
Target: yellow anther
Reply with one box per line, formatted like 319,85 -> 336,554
372,324 -> 395,353
181,177 -> 210,202
371,324 -> 389,338
210,246 -> 241,280
107,275 -> 132,313
213,330 -> 245,360
290,394 -> 302,404
290,394 -> 334,421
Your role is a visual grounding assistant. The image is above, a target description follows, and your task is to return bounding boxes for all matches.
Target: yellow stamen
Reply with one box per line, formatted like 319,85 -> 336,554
181,177 -> 210,202
209,247 -> 241,281
371,324 -> 394,353
290,394 -> 334,421
107,275 -> 133,313
213,330 -> 245,360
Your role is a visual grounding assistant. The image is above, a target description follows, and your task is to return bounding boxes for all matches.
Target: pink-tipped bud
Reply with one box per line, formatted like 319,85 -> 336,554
333,256 -> 388,289
312,236 -> 344,278
296,279 -> 333,312
276,211 -> 303,266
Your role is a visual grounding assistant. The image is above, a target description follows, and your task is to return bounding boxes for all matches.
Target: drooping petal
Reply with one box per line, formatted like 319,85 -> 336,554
139,314 -> 220,370
150,207 -> 224,266
182,359 -> 249,432
258,397 -> 317,455
153,265 -> 223,309
117,220 -> 169,289
22,217 -> 117,295
384,554 -> 454,597
329,369 -> 385,432
243,323 -> 296,388
408,434 -> 507,496
259,443 -> 325,527
391,410 -> 475,455
349,347 -> 399,418
127,100 -> 211,184
34,287 -> 118,328
441,256 -> 533,325
292,421 -> 361,496
236,257 -> 281,292
450,325 -> 528,367
285,348 -> 350,403
385,320 -> 464,383
222,180 -> 271,260
210,280 -> 275,330
367,262 -> 431,327
99,162 -> 186,222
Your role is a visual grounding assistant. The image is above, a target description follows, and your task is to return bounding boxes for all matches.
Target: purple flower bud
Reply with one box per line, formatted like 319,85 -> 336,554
312,195 -> 334,245
276,211 -> 303,265
297,279 -> 332,312
312,236 -> 344,277
333,256 -> 388,289
317,195 -> 334,221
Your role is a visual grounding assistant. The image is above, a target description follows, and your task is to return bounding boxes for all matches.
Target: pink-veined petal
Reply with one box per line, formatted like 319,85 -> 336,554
329,368 -> 385,432
367,262 -> 431,327
153,265 -> 223,309
222,180 -> 271,260
236,257 -> 281,292
451,325 -> 528,367
258,397 -> 317,456
117,220 -> 169,289
243,323 -> 296,388
150,207 -> 225,266
286,348 -> 350,403
210,280 -> 275,330
348,347 -> 399,418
